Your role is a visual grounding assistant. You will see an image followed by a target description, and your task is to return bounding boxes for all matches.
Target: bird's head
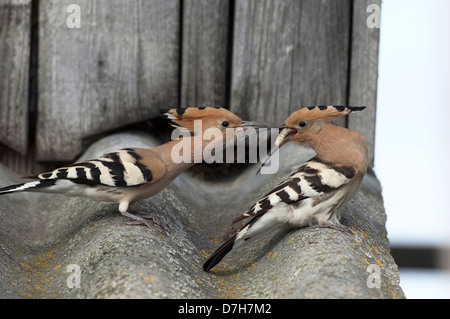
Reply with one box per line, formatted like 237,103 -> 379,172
161,106 -> 263,134
275,105 -> 366,147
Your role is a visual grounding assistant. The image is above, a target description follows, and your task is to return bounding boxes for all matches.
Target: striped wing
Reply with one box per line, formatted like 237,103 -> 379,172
34,148 -> 166,187
233,157 -> 356,224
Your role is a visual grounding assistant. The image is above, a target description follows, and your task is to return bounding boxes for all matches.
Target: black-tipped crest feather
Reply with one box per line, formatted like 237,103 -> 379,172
306,105 -> 365,112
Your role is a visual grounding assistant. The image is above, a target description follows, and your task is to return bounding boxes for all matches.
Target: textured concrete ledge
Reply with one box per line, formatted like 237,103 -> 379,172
0,132 -> 405,298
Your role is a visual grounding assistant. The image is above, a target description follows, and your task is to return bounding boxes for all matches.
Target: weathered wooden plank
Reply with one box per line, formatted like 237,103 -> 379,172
230,0 -> 352,126
37,0 -> 180,161
347,0 -> 381,167
0,0 -> 31,155
181,0 -> 230,108
0,144 -> 52,176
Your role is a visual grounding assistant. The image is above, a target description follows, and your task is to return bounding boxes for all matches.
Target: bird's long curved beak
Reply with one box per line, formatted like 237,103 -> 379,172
269,122 -> 287,129
236,121 -> 275,129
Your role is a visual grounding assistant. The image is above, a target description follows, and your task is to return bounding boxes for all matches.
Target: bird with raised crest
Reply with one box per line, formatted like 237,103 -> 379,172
203,105 -> 368,272
0,107 -> 257,233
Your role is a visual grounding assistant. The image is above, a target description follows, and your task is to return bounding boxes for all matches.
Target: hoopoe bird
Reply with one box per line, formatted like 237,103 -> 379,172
0,107 -> 254,233
203,105 -> 368,271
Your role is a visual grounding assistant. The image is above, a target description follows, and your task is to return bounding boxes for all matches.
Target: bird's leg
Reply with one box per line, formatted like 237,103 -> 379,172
119,201 -> 168,233
120,210 -> 169,233
126,210 -> 169,232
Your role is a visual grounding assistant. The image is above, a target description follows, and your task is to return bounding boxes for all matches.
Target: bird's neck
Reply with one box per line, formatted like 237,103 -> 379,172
306,124 -> 368,172
157,134 -> 226,170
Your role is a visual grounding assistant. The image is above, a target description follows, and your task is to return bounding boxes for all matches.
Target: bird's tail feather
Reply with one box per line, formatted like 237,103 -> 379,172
203,234 -> 237,272
0,179 -> 56,195
204,214 -> 266,271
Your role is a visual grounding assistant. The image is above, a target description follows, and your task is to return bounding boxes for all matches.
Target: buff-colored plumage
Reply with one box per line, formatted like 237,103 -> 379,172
0,107 -> 251,233
163,107 -> 242,132
277,105 -> 368,171
203,105 -> 368,272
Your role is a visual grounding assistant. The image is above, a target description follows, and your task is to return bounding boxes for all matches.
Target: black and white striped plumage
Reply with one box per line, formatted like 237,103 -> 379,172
0,148 -> 169,231
203,157 -> 360,272
40,148 -> 153,186
1,106 -> 250,232
1,148 -> 158,194
203,105 -> 368,271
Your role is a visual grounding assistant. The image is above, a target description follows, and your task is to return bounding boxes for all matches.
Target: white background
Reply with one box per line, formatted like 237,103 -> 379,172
375,0 -> 450,298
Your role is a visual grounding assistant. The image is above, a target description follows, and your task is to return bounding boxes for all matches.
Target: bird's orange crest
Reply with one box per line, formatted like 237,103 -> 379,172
161,107 -> 242,132
286,105 -> 365,124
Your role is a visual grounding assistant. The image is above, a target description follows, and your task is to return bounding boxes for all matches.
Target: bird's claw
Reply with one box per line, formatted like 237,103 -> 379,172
123,211 -> 169,233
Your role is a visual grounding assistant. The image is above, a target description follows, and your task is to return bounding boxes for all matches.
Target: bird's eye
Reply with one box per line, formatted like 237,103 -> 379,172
299,121 -> 306,128
222,121 -> 229,128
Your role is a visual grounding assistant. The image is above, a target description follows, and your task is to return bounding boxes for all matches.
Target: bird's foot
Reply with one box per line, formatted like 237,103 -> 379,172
122,211 -> 169,233
308,223 -> 352,233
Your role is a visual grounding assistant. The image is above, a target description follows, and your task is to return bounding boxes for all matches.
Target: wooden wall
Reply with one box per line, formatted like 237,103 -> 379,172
0,0 -> 380,173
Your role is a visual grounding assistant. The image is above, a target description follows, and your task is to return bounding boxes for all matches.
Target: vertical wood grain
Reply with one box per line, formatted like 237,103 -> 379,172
0,0 -> 31,156
229,0 -> 352,126
37,0 -> 180,161
180,0 -> 230,108
1,0 -> 380,171
347,0 -> 381,167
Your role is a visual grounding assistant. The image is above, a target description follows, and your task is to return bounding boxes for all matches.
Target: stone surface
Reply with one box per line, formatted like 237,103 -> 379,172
0,132 -> 405,298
